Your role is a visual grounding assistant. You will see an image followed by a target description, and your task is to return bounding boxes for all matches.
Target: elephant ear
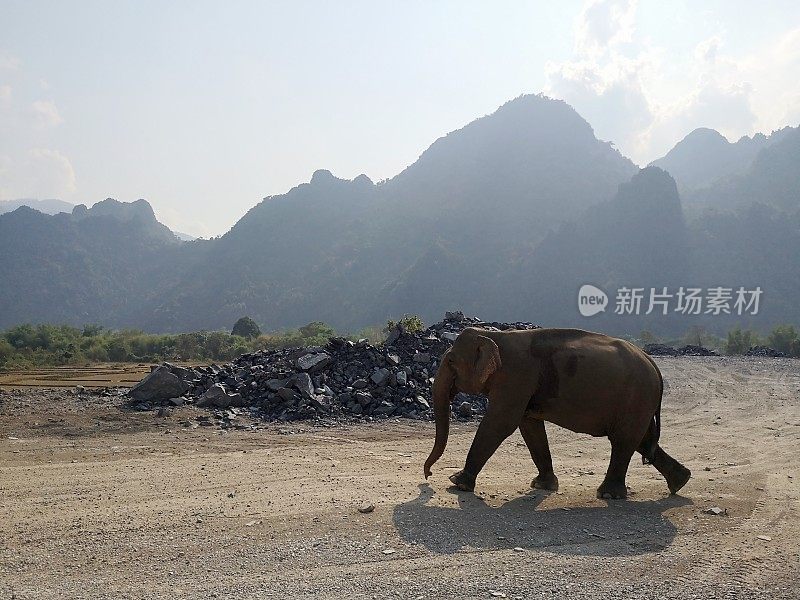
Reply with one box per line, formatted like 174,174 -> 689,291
475,335 -> 501,388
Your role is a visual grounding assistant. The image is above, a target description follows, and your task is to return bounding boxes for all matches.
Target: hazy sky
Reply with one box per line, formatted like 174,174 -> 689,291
1,1 -> 799,236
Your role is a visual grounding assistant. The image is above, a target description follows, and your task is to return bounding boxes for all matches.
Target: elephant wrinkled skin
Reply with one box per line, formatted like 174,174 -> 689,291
423,327 -> 691,499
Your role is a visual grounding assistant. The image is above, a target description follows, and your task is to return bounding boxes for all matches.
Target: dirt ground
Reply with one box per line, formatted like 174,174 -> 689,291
1,356 -> 798,599
0,364 -> 151,390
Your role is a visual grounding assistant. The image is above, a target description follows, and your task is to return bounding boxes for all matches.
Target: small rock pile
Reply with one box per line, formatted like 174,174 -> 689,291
643,343 -> 678,356
128,311 -> 539,422
644,343 -> 719,357
676,344 -> 719,357
745,346 -> 786,357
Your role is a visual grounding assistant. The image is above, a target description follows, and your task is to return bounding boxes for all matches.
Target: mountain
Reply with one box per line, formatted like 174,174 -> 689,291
134,94 -> 638,331
0,198 -> 74,215
690,126 -> 800,214
650,126 -> 795,194
0,94 -> 798,335
505,167 -> 689,330
0,199 -> 180,328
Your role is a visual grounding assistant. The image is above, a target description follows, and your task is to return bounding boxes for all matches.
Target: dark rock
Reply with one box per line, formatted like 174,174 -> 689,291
294,372 -> 315,398
196,384 -> 233,408
458,401 -> 474,418
296,352 -> 331,372
129,365 -> 190,402
746,346 -> 786,357
277,387 -> 297,403
644,343 -> 678,356
370,368 -> 390,386
266,379 -> 286,392
351,378 -> 369,389
677,345 -> 719,356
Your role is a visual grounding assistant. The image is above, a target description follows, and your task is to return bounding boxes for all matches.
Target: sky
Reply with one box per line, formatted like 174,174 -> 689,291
1,1 -> 799,237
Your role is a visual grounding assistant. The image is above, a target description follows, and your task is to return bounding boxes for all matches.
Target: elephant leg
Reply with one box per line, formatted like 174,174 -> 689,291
648,446 -> 691,495
597,439 -> 636,499
636,421 -> 692,495
519,414 -> 558,491
450,393 -> 526,492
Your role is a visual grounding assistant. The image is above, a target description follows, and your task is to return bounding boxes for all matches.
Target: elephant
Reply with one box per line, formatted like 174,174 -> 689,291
423,327 -> 691,499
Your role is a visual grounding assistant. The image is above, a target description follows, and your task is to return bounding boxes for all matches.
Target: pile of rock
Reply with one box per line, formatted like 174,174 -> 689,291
644,343 -> 719,357
643,343 -> 678,356
676,345 -> 719,357
745,346 -> 786,358
128,311 -> 539,422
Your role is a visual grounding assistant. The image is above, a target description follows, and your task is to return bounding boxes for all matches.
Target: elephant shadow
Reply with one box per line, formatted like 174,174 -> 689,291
392,483 -> 692,556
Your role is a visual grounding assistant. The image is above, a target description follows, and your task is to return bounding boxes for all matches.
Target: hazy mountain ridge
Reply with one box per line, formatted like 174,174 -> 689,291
0,198 -> 74,216
650,125 -> 797,198
688,126 -> 800,214
1,95 -> 798,334
134,94 -> 639,332
0,200 -> 181,327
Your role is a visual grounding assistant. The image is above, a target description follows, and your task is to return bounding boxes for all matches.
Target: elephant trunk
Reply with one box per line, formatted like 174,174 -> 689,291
424,353 -> 455,479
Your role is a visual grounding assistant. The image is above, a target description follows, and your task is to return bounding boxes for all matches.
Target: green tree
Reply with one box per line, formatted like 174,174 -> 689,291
725,327 -> 759,355
0,338 -> 13,364
82,324 -> 105,337
767,325 -> 798,354
231,316 -> 261,339
298,321 -> 335,343
683,325 -> 709,347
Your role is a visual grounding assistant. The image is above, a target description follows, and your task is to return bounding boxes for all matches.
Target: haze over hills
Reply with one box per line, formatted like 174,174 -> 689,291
1,94 -> 798,335
0,199 -> 180,328
0,198 -> 74,216
649,126 -> 797,199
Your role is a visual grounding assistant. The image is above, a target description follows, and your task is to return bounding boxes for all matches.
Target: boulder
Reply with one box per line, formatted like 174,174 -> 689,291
294,372 -> 315,398
458,401 -> 474,418
266,378 -> 287,392
196,384 -> 234,408
370,368 -> 390,386
296,352 -> 331,372
129,365 -> 190,402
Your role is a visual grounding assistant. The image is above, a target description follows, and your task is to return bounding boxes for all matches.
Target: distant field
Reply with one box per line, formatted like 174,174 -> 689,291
0,363 -> 153,389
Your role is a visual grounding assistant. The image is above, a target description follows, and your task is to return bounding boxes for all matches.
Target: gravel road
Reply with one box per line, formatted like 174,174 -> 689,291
1,356 -> 798,599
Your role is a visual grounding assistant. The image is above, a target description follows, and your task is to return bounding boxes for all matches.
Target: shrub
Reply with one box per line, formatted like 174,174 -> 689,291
385,314 -> 424,334
725,327 -> 760,355
767,325 -> 799,354
231,317 -> 261,339
0,338 -> 14,365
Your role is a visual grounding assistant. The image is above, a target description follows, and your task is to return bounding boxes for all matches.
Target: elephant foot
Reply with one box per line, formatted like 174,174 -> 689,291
666,464 -> 692,495
596,480 -> 628,500
531,473 -> 559,491
449,469 -> 476,492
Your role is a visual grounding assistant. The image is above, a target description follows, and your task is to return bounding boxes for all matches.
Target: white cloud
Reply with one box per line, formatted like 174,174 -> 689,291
0,148 -> 77,200
574,0 -> 638,58
31,100 -> 63,129
0,84 -> 10,102
545,2 -> 800,164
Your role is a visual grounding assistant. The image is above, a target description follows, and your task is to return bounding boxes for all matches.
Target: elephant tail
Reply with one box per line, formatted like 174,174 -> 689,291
641,354 -> 662,465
